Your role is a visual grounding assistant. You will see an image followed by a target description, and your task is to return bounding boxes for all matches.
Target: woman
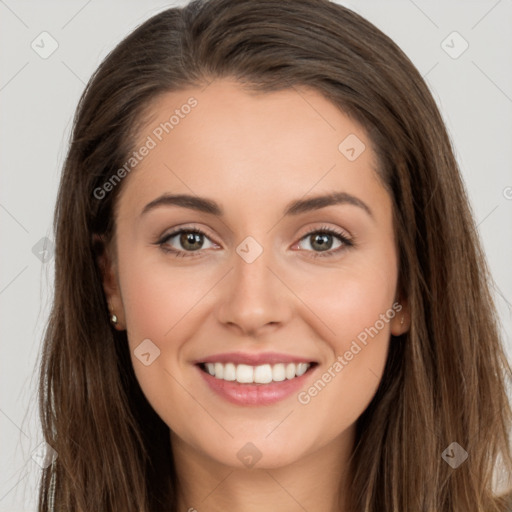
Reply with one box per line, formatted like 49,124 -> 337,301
38,0 -> 512,510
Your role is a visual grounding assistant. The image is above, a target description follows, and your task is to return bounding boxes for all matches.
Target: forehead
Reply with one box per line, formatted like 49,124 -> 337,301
116,79 -> 387,220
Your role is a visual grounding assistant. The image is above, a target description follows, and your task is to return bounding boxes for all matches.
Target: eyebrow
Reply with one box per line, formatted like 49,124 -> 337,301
140,191 -> 373,219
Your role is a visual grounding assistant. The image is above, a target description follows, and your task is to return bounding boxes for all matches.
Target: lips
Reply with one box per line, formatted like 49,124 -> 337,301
194,352 -> 318,406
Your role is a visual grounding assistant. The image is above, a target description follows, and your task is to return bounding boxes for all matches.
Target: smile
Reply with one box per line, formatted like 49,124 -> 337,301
195,353 -> 318,406
199,361 -> 313,384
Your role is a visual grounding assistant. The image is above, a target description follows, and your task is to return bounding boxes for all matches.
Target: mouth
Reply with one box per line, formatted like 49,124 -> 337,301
194,354 -> 319,406
197,361 -> 318,384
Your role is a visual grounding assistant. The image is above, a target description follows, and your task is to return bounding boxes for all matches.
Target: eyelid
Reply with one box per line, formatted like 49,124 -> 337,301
298,224 -> 352,242
158,223 -> 218,240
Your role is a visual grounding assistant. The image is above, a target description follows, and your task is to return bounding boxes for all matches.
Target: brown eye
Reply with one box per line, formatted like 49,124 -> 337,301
296,227 -> 353,258
179,231 -> 205,251
158,228 -> 218,257
307,232 -> 335,252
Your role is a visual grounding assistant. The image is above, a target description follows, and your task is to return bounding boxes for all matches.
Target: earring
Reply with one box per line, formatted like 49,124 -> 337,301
400,315 -> 404,327
107,301 -> 119,327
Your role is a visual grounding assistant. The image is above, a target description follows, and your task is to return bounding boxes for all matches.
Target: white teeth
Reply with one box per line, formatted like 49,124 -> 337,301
296,363 -> 309,377
254,364 -> 273,384
285,363 -> 296,380
214,362 -> 224,379
203,361 -> 312,383
272,363 -> 286,382
236,364 -> 254,383
223,362 -> 236,381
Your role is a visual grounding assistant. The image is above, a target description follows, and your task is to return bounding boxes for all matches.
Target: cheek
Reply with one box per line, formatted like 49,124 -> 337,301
306,271 -> 394,393
120,253 -> 203,342
118,257 -> 203,428
295,250 -> 398,352
320,272 -> 395,350
117,252 -> 216,414
289,271 -> 395,447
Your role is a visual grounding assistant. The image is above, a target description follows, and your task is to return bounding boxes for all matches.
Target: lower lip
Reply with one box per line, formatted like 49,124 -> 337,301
196,364 -> 316,406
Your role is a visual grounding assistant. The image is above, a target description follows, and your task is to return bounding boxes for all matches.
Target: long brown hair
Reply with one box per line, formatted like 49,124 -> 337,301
38,0 -> 512,510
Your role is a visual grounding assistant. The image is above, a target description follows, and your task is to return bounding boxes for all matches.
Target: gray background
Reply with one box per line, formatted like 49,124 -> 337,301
1,1 -> 511,510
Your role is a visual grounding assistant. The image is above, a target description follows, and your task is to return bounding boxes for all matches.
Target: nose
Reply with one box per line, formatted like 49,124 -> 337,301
215,243 -> 292,337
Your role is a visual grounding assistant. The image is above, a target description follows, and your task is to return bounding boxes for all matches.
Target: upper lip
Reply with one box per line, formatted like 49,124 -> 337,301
195,352 -> 317,366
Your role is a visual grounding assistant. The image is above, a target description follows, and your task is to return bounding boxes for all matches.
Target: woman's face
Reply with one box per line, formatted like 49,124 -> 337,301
101,79 -> 407,469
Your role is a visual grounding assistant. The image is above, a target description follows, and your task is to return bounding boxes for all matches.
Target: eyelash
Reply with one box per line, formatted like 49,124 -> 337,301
156,225 -> 354,259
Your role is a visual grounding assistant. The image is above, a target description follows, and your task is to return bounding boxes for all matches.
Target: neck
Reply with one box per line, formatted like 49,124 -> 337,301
171,427 -> 355,512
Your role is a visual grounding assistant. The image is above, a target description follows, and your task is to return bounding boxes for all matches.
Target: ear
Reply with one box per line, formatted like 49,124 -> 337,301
92,233 -> 126,330
390,296 -> 410,336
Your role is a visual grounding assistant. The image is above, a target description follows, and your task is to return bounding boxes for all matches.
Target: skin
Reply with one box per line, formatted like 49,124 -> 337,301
99,79 -> 410,512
